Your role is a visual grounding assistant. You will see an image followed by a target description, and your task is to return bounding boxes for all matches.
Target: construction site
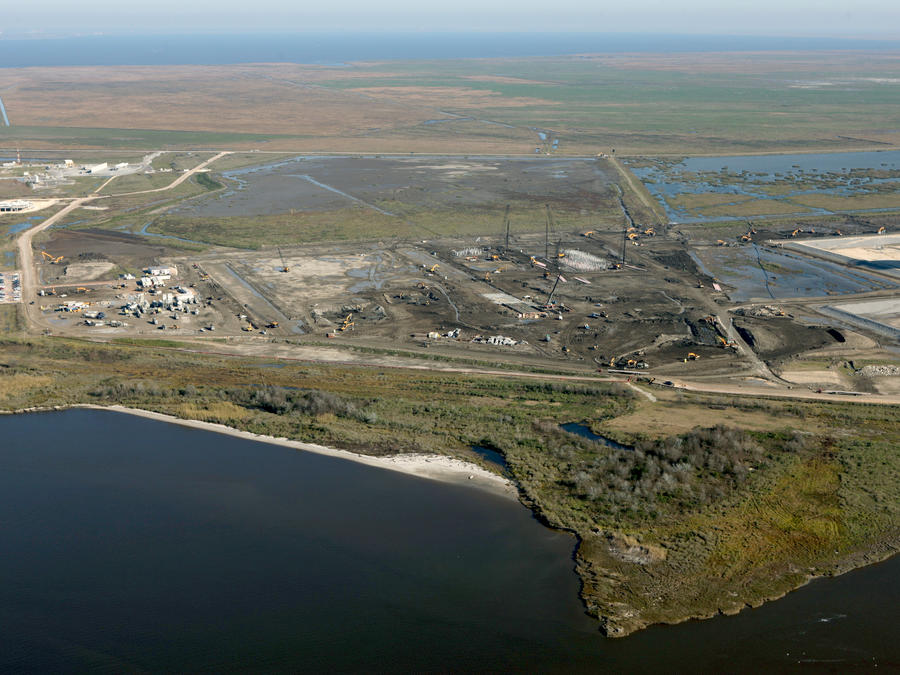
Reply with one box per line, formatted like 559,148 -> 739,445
0,148 -> 894,399
15,215 -> 895,395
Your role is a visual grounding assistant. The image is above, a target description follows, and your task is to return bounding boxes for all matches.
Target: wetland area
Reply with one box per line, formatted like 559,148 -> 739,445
628,150 -> 900,223
1,408 -> 898,672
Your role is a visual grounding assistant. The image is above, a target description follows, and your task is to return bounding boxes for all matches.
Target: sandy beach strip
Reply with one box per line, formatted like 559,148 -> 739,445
63,404 -> 517,497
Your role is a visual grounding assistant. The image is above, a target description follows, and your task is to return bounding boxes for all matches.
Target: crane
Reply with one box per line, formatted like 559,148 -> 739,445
544,273 -> 566,306
544,204 -> 555,260
503,204 -> 511,254
277,248 -> 289,273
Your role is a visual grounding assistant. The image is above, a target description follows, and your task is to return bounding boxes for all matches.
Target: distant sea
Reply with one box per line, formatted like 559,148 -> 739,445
1,32 -> 899,68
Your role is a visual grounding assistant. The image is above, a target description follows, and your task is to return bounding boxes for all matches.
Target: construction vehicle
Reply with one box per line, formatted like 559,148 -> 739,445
791,228 -> 800,237
40,251 -> 64,264
544,273 -> 566,306
740,233 -> 752,242
582,230 -> 595,238
643,227 -> 655,236
716,239 -> 726,246
428,264 -> 439,274
685,352 -> 700,362
339,313 -> 354,332
834,230 -> 843,236
878,226 -> 887,234
627,232 -> 639,241
277,247 -> 289,273
266,321 -> 279,329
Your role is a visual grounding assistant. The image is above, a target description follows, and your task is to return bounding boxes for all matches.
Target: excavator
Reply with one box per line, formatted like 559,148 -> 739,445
684,352 -> 700,362
428,264 -> 439,274
40,251 -> 64,264
878,226 -> 887,234
643,228 -> 655,236
339,313 -> 354,332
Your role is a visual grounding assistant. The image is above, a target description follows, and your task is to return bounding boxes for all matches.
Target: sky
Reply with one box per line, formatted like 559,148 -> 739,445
3,0 -> 900,38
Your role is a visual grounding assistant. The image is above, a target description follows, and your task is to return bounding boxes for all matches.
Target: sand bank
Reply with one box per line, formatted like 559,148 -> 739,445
66,404 -> 517,497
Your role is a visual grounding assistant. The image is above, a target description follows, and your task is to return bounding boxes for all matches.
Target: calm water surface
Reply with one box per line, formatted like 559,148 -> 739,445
0,409 -> 897,672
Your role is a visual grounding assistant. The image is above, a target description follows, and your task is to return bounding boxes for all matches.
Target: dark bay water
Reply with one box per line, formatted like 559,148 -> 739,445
2,33 -> 899,68
1,408 -> 898,672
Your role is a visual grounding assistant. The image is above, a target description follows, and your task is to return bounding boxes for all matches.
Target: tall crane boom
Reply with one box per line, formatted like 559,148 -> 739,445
545,204 -> 554,260
503,204 -> 511,254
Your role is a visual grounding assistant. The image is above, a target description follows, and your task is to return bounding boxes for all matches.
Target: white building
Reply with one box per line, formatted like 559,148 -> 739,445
145,265 -> 178,277
138,274 -> 171,288
0,200 -> 31,213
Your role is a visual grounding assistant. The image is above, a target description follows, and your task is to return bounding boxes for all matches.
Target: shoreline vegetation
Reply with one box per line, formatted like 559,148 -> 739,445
1,332 -> 897,638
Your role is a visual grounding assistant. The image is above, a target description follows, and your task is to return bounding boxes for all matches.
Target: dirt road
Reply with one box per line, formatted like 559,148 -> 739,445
608,156 -> 666,225
15,151 -> 230,327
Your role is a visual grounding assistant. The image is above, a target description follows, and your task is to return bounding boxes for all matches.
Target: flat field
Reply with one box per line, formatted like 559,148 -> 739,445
137,156 -> 627,247
2,52 -> 900,154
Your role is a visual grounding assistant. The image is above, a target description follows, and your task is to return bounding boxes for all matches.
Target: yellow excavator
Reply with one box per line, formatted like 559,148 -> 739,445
41,251 -> 64,264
